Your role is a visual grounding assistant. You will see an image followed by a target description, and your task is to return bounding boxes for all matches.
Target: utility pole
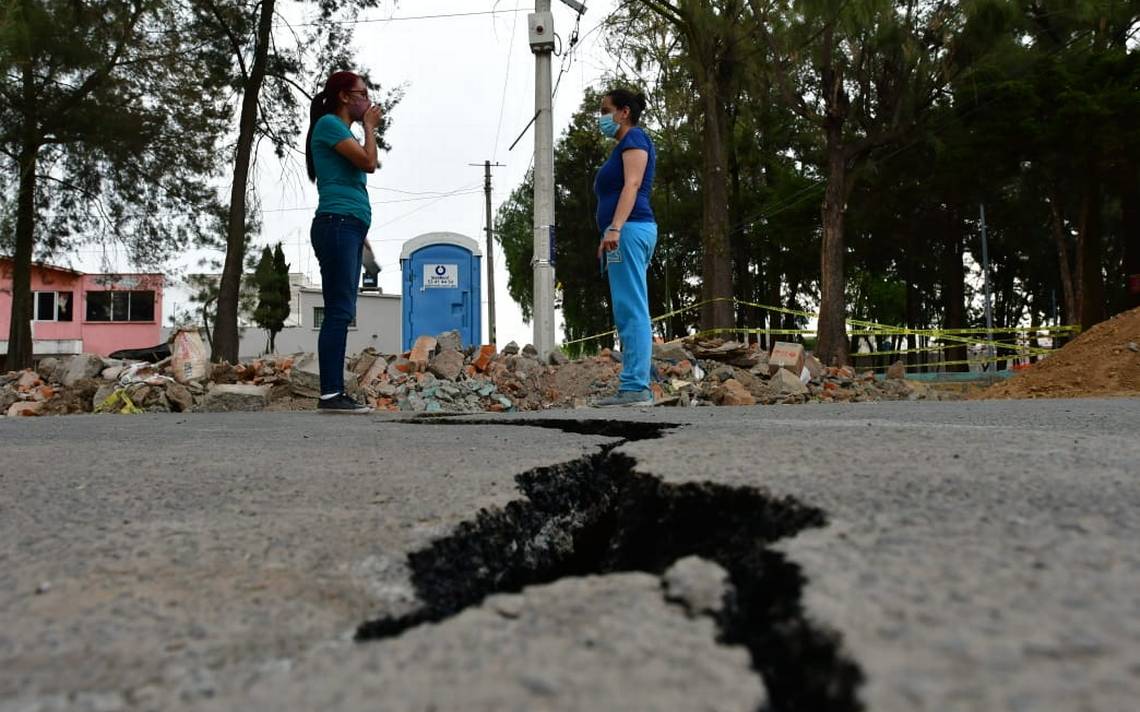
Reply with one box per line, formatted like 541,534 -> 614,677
471,160 -> 506,346
529,2 -> 556,358
979,203 -> 996,370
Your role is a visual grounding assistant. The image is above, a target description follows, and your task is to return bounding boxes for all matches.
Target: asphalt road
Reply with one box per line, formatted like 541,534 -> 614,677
1,398 -> 1137,711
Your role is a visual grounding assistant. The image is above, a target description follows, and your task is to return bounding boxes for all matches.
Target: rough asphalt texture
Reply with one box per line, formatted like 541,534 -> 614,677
2,399 -> 1138,711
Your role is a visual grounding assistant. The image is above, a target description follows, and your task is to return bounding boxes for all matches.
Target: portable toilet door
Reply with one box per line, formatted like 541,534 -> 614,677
400,232 -> 483,351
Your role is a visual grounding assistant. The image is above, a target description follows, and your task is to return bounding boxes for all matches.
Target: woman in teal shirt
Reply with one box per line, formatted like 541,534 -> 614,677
304,71 -> 382,413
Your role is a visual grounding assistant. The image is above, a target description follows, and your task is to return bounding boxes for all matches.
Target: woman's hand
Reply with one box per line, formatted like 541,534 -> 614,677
363,104 -> 383,131
597,227 -> 620,261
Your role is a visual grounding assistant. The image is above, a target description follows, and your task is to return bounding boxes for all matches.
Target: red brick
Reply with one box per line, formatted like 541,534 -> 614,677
473,344 -> 497,372
409,336 -> 437,372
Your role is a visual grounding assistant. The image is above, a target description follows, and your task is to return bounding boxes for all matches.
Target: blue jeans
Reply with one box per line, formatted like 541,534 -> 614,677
605,221 -> 658,392
311,213 -> 366,396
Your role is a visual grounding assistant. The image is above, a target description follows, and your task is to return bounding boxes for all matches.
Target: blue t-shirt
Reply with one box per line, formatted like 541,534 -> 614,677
594,126 -> 656,231
310,114 -> 371,227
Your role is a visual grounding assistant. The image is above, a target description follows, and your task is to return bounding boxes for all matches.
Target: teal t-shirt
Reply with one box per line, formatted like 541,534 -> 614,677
310,114 -> 371,227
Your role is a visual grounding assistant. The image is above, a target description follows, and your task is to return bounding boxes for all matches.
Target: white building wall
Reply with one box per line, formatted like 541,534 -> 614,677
239,288 -> 402,359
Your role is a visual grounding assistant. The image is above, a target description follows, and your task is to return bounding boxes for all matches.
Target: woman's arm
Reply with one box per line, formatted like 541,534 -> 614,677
333,105 -> 382,172
598,148 -> 648,258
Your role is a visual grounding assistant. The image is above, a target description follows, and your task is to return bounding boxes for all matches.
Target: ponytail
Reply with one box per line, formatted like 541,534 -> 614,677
305,71 -> 363,182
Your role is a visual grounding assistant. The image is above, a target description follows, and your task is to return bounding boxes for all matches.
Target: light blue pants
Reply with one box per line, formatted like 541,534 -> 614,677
605,221 -> 657,392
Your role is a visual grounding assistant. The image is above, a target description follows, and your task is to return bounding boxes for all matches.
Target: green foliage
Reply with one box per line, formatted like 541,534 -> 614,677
253,243 -> 291,353
0,0 -> 229,264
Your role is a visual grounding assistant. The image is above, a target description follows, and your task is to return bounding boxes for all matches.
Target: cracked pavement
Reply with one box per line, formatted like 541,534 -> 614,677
2,398 -> 1139,711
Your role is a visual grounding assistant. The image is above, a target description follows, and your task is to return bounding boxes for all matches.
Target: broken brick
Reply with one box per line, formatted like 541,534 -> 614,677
712,378 -> 756,407
473,345 -> 497,372
7,401 -> 44,417
360,355 -> 388,386
391,357 -> 416,375
409,336 -> 437,372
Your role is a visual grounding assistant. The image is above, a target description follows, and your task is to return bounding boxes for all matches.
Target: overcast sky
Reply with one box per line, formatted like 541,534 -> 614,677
75,0 -> 623,349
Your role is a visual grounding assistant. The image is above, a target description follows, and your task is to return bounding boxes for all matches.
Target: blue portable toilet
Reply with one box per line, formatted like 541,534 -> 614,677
400,232 -> 483,351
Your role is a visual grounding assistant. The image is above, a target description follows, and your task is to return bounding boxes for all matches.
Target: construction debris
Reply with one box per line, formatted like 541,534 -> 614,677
980,304 -> 1140,399
1,332 -> 959,418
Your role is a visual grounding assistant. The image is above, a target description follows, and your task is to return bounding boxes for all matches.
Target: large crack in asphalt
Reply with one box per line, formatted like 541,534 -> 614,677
359,417 -> 863,712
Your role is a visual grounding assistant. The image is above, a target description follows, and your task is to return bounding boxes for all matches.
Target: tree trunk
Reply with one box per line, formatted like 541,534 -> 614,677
1048,191 -> 1078,325
1076,170 -> 1105,329
817,134 -> 849,366
697,77 -> 735,333
6,64 -> 40,371
942,207 -> 967,371
1119,162 -> 1140,311
212,0 -> 275,363
729,119 -> 753,342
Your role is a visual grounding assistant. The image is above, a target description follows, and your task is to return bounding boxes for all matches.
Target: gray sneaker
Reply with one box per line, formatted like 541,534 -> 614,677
594,389 -> 654,408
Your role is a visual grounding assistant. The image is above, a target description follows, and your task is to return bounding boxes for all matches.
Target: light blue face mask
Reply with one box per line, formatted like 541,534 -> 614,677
597,113 -> 619,138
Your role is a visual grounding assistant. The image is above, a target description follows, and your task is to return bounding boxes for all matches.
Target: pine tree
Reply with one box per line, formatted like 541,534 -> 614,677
252,243 -> 290,354
0,0 -> 228,369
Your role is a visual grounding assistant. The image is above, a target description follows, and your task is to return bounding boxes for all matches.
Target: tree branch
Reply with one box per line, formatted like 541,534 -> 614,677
636,0 -> 686,29
203,0 -> 251,83
52,2 -> 147,116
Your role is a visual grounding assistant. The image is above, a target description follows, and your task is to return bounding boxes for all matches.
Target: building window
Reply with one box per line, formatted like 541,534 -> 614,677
312,307 -> 354,329
85,290 -> 156,322
33,291 -> 74,322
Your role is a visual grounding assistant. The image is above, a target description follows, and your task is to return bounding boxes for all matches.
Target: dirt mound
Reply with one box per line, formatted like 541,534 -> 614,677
980,306 -> 1140,399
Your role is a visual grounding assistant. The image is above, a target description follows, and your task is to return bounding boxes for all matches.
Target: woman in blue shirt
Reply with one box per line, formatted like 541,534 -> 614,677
304,71 -> 382,413
593,88 -> 657,407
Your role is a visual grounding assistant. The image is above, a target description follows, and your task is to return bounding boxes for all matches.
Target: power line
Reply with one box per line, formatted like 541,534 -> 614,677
551,10 -> 584,101
261,188 -> 483,213
371,182 -> 485,230
284,7 -> 533,28
366,184 -> 483,196
492,0 -> 524,160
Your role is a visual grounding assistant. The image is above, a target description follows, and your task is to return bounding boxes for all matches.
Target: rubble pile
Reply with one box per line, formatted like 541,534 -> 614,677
651,337 -> 949,406
980,304 -> 1140,399
1,332 -> 951,418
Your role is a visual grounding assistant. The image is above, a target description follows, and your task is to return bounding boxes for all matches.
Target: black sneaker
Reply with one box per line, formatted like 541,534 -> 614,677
317,393 -> 373,414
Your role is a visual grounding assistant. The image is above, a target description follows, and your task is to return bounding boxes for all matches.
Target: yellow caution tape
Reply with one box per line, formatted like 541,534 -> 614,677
559,295 -> 1080,358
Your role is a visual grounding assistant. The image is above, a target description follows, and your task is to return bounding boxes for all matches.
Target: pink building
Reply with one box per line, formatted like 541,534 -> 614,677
0,258 -> 164,358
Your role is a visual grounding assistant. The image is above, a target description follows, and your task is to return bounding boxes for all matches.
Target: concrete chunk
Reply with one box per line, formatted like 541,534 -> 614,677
62,354 -> 105,387
769,342 -> 805,375
436,330 -> 463,353
770,367 -> 808,395
202,384 -> 271,412
428,350 -> 465,382
653,340 -> 692,363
